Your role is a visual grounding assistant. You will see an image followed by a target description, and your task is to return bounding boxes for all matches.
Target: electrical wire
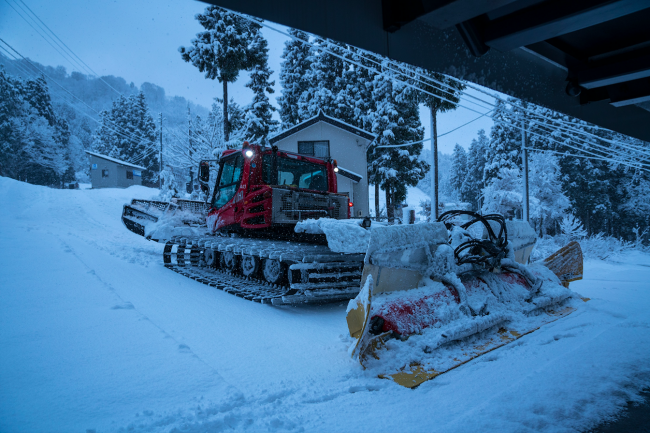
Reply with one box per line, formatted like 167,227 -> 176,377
13,0 -> 125,97
375,109 -> 494,148
0,40 -> 158,162
7,0 -> 219,152
256,12 -> 650,163
229,11 -> 648,171
524,146 -> 645,169
349,41 -> 650,157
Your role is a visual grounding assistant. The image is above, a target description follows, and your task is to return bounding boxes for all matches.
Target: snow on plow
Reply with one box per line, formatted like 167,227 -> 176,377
346,212 -> 585,389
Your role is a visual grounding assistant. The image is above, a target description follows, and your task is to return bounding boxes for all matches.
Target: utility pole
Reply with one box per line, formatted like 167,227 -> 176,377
430,108 -> 439,220
188,106 -> 193,194
159,113 -> 163,190
522,116 -> 529,222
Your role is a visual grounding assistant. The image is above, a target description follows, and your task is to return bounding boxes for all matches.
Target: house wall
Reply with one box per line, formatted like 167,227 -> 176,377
88,155 -> 142,189
273,122 -> 370,217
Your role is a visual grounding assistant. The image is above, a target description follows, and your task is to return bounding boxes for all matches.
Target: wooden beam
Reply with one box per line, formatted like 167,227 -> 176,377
578,54 -> 650,89
483,0 -> 650,52
418,0 -> 518,29
608,78 -> 650,107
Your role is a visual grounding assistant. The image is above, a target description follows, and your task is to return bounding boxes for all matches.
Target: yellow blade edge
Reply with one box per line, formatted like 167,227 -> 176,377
378,305 -> 578,389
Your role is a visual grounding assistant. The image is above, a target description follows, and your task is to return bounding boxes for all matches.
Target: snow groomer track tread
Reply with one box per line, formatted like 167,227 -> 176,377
163,235 -> 364,305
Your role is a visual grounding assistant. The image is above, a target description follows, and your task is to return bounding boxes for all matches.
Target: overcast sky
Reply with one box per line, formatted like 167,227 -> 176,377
0,0 -> 495,154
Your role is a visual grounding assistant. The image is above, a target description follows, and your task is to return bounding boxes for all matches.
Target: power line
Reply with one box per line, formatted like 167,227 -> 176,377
275,14 -> 650,162
7,0 -> 124,97
231,11 -> 648,171
8,0 -> 219,153
351,42 -> 650,162
439,109 -> 494,138
350,41 -> 650,157
525,146 -> 647,170
0,40 -> 157,161
3,0 -> 92,83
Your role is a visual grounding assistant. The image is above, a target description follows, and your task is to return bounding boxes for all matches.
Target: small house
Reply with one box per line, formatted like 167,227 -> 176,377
269,111 -> 375,217
85,151 -> 145,189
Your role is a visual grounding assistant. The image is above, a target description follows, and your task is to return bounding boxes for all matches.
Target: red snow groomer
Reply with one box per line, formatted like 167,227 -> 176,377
121,142 -> 363,304
203,142 -> 350,234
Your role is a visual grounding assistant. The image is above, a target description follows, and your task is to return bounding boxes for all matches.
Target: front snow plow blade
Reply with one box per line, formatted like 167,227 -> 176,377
346,215 -> 584,389
121,199 -> 207,242
121,201 -> 164,238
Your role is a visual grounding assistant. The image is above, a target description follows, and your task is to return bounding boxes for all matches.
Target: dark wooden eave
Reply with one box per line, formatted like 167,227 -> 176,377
202,0 -> 650,142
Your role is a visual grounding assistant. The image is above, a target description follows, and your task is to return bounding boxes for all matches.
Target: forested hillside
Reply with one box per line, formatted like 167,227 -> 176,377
1,53 -> 209,185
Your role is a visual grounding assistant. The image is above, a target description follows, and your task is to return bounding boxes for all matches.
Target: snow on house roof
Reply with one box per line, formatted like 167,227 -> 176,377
337,166 -> 363,183
85,151 -> 146,170
269,110 -> 376,144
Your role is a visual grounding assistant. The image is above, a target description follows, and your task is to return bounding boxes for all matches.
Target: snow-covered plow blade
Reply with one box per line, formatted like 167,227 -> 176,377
121,199 -> 207,242
346,214 -> 585,389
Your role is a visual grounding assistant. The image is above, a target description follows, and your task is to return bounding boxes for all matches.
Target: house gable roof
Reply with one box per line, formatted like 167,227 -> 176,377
85,151 -> 146,170
269,110 -> 376,144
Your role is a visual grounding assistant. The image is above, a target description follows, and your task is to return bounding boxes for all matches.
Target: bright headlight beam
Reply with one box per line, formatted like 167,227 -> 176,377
245,149 -> 254,158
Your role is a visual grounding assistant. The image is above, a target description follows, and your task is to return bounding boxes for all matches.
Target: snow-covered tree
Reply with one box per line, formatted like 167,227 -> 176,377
239,29 -> 278,145
449,144 -> 467,199
417,69 -> 465,219
179,6 -> 264,141
92,92 -> 157,185
162,101 -> 228,191
129,92 -> 157,184
528,152 -> 569,235
484,99 -> 522,184
298,38 -> 348,121
560,214 -> 587,240
159,165 -> 180,201
481,167 -> 523,216
0,69 -> 74,185
368,62 -> 428,221
278,29 -> 312,128
462,129 -> 488,210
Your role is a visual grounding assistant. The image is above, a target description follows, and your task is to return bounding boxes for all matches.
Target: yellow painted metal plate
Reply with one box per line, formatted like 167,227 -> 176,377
375,305 -> 578,389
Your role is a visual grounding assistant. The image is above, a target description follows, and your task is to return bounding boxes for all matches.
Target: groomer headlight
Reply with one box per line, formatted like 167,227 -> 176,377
333,159 -> 339,172
245,149 -> 254,158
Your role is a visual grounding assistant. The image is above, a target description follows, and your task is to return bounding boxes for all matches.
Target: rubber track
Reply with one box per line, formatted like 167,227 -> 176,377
165,264 -> 291,303
163,236 -> 363,304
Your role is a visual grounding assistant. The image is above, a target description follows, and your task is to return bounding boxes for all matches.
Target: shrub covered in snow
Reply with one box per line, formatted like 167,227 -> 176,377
560,214 -> 587,240
532,232 -> 645,262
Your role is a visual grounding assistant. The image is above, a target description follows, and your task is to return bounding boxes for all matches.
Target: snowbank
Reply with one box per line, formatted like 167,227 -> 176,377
295,218 -> 370,253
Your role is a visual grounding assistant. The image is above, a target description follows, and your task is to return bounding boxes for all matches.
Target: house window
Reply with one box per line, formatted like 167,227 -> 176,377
102,169 -> 109,178
126,170 -> 133,180
298,141 -> 330,158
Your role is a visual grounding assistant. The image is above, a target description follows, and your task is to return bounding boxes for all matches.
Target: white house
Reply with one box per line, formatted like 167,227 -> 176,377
269,111 -> 375,217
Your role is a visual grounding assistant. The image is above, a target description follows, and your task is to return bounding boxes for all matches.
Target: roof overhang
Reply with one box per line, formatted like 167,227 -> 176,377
85,151 -> 146,170
337,166 -> 363,183
203,0 -> 650,143
269,110 -> 376,144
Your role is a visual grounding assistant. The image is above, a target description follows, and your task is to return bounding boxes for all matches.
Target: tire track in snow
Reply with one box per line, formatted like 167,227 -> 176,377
56,234 -> 240,393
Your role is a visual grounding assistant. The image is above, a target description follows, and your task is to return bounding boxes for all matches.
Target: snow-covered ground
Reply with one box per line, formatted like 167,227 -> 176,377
1,176 -> 650,433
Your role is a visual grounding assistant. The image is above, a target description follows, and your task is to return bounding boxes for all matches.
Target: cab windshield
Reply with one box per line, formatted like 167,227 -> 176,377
262,154 -> 328,192
212,154 -> 243,209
